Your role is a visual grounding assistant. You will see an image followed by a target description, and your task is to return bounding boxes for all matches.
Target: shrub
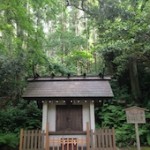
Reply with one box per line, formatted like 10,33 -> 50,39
0,133 -> 18,149
95,103 -> 150,146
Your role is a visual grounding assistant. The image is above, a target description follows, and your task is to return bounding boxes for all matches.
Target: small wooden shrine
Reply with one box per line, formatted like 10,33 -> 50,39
23,76 -> 113,133
21,75 -> 115,150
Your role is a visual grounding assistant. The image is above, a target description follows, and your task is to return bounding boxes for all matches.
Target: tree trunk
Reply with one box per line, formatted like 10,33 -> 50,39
129,57 -> 141,103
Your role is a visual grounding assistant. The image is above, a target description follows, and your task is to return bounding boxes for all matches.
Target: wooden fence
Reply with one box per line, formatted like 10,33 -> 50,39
90,128 -> 116,150
19,129 -> 44,150
44,122 -> 89,150
19,127 -> 116,150
48,137 -> 86,150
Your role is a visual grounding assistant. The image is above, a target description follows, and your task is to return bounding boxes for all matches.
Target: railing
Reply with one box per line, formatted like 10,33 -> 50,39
19,129 -> 44,150
19,124 -> 116,150
48,138 -> 86,150
45,123 -> 89,150
90,128 -> 116,150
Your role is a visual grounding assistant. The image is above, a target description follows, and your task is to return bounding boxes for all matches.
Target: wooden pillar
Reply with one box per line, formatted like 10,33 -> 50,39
90,102 -> 95,130
90,129 -> 94,149
135,123 -> 141,150
86,122 -> 90,150
45,123 -> 49,150
42,101 -> 48,130
112,128 -> 116,150
19,129 -> 24,150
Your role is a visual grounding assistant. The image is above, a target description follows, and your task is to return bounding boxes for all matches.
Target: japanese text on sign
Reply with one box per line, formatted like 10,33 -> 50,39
126,109 -> 146,124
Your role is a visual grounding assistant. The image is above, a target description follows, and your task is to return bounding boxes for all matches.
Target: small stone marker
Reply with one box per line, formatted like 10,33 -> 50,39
125,106 -> 146,150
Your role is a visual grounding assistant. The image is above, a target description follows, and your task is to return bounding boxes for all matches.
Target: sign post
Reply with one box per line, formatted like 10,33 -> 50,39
125,106 -> 146,150
135,123 -> 140,150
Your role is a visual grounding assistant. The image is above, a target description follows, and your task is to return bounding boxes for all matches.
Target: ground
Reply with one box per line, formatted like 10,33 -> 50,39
118,147 -> 150,150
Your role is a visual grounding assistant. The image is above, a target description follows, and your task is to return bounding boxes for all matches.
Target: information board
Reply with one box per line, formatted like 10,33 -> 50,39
125,106 -> 146,124
125,106 -> 146,150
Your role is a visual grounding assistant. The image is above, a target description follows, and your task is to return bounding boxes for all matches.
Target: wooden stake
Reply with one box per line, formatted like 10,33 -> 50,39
135,123 -> 141,150
112,127 -> 116,150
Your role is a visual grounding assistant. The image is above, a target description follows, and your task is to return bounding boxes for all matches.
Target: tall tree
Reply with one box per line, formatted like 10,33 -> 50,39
68,0 -> 150,103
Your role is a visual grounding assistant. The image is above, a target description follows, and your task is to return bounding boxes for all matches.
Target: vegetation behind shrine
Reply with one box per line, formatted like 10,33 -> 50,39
0,0 -> 150,149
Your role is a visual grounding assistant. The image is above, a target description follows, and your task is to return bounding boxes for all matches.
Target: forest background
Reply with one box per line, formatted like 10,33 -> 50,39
0,0 -> 150,149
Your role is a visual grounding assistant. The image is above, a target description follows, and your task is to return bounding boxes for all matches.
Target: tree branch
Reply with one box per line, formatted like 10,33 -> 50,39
67,0 -> 98,17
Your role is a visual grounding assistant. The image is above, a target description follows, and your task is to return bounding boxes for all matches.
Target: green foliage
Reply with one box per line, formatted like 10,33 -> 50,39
95,103 -> 150,146
95,104 -> 126,128
0,100 -> 42,133
47,30 -> 86,51
0,0 -> 150,148
0,133 -> 18,149
147,134 -> 150,145
78,0 -> 150,103
116,124 -> 135,147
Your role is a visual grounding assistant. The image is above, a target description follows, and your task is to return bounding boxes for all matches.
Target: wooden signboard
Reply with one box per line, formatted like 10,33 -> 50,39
125,106 -> 146,150
125,106 -> 146,124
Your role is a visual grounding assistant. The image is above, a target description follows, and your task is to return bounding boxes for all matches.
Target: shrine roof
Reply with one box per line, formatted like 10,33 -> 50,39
22,76 -> 114,100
